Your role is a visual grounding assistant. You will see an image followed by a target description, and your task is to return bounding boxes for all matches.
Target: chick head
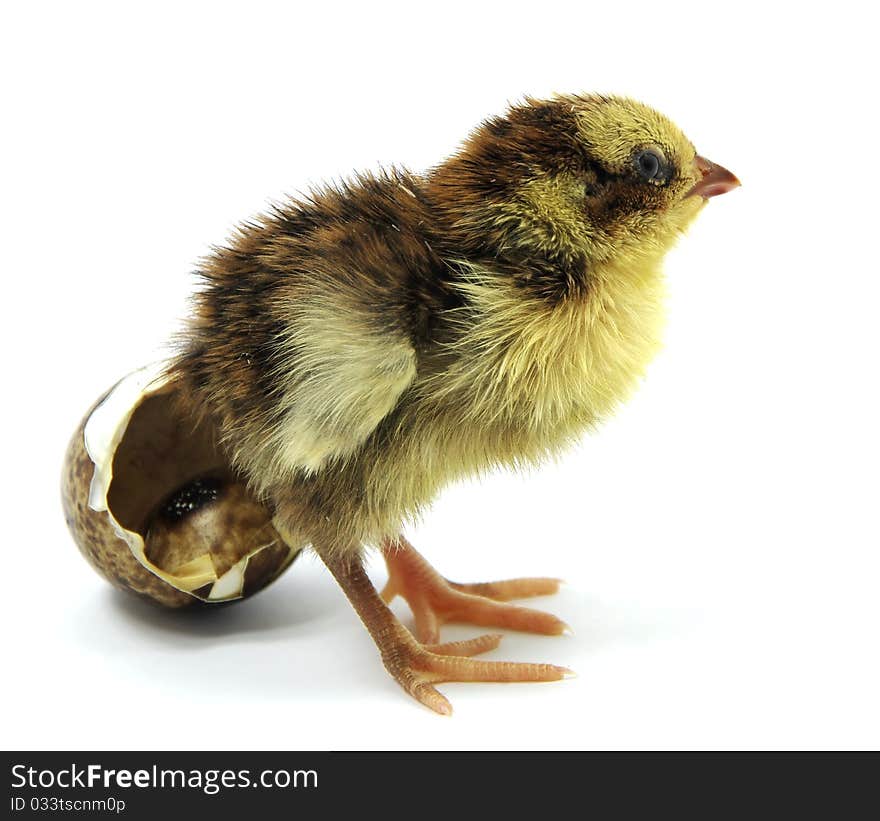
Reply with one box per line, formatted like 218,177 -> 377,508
430,94 -> 738,297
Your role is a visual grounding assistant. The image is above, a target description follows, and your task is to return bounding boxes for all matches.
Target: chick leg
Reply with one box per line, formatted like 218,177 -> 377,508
380,535 -> 568,644
316,543 -> 571,715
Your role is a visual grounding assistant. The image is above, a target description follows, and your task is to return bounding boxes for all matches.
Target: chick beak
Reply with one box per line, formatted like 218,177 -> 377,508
686,155 -> 741,199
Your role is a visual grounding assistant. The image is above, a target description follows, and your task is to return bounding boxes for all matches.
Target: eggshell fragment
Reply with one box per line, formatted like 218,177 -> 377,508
61,363 -> 301,606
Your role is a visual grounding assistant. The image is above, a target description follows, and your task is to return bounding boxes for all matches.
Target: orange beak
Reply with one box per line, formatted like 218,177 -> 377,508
686,155 -> 740,199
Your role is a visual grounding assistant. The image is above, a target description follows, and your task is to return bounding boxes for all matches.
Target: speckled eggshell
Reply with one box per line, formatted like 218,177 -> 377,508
61,363 -> 302,607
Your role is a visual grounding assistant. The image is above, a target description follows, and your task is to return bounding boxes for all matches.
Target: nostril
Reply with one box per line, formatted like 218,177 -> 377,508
694,155 -> 713,178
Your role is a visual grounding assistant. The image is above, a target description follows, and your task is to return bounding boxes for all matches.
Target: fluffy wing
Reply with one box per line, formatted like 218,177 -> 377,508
267,289 -> 417,476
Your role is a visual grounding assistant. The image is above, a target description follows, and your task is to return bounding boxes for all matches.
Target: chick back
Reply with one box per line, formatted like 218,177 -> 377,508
171,169 -> 456,502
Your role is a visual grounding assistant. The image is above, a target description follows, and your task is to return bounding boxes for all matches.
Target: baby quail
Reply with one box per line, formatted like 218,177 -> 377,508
171,94 -> 739,714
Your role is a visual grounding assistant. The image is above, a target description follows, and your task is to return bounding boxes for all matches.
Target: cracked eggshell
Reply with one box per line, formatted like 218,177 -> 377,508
61,362 -> 302,607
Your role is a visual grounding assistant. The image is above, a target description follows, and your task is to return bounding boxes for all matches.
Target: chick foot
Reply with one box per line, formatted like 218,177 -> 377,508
317,544 -> 571,715
378,621 -> 570,714
380,535 -> 568,644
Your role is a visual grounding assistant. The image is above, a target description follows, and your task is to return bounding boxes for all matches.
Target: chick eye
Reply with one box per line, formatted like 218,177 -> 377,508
635,149 -> 666,184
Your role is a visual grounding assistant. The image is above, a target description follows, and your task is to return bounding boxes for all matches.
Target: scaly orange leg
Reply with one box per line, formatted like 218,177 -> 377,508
379,535 -> 569,644
316,542 -> 571,715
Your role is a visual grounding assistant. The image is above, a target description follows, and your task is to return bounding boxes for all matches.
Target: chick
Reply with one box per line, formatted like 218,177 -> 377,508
171,94 -> 739,714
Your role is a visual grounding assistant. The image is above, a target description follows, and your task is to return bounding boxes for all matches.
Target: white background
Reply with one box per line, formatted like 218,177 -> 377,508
2,1 -> 878,751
